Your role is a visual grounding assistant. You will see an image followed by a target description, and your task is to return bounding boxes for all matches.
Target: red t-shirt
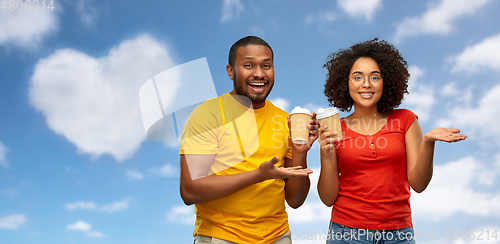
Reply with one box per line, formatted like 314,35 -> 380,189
332,109 -> 418,230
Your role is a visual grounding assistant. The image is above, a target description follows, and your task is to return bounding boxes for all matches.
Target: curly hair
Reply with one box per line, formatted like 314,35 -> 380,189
323,38 -> 409,114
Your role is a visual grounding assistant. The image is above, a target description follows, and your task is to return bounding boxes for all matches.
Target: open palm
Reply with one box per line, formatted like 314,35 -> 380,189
425,128 -> 467,143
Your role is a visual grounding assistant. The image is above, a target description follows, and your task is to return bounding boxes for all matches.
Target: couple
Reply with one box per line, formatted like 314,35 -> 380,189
179,36 -> 466,244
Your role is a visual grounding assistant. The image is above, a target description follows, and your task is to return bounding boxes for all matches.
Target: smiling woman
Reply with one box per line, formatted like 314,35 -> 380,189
317,38 -> 467,244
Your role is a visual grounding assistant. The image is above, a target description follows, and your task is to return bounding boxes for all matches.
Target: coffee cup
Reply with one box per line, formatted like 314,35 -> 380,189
290,106 -> 312,144
316,107 -> 342,139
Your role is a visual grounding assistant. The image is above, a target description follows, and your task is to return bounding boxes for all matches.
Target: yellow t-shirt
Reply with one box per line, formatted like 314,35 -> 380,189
179,93 -> 293,244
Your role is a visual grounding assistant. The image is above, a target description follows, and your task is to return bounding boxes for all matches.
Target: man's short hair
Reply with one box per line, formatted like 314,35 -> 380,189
228,36 -> 274,68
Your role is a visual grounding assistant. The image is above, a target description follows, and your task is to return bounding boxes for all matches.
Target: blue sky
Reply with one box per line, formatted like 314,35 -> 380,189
1,0 -> 500,243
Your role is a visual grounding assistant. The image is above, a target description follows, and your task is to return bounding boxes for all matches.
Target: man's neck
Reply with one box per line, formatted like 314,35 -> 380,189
229,91 -> 265,109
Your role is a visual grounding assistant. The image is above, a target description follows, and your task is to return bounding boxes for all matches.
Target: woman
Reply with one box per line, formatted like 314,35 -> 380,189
317,38 -> 466,244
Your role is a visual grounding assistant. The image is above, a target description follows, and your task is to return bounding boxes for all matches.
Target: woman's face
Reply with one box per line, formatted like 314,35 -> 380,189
348,57 -> 384,110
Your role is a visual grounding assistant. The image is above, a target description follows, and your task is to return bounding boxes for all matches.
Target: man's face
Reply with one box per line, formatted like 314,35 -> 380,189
227,45 -> 274,108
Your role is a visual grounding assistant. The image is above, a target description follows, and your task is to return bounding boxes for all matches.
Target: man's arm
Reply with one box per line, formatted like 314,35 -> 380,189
284,150 -> 310,208
180,154 -> 312,205
284,115 -> 319,208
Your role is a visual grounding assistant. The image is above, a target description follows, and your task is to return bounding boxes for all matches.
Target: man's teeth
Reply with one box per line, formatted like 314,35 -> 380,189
249,82 -> 265,86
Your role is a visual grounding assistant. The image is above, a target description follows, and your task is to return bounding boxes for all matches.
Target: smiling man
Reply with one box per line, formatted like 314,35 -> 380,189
179,36 -> 318,244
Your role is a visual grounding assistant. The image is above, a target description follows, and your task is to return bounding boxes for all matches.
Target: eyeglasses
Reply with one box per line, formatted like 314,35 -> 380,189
349,75 -> 383,88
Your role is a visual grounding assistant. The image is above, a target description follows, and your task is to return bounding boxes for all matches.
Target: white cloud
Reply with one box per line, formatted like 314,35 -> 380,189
337,0 -> 382,22
87,231 -> 106,238
436,84 -> 500,145
450,33 -> 500,73
29,35 -> 175,161
1,188 -> 20,197
66,221 -> 91,231
303,8 -> 339,35
99,199 -> 129,213
304,11 -> 336,25
270,98 -> 290,112
440,83 -> 474,107
220,0 -> 243,22
64,166 -> 79,174
393,0 -> 491,42
303,103 -> 323,115
270,100 -> 325,116
411,156 -> 500,221
0,215 -> 27,229
75,0 -> 98,25
287,201 -> 331,224
65,199 -> 129,212
65,201 -> 97,210
149,163 -> 177,178
66,220 -> 107,238
286,168 -> 331,224
401,66 -> 434,122
166,205 -> 195,225
126,170 -> 144,181
0,141 -> 8,168
310,167 -> 321,193
440,82 -> 460,97
249,26 -> 265,36
0,10 -> 58,49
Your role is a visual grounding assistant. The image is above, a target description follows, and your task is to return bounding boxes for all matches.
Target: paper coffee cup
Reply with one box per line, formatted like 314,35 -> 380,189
316,107 -> 342,139
290,106 -> 312,144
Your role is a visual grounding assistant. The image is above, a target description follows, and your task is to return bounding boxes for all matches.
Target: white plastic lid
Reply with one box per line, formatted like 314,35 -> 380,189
290,106 -> 312,116
316,107 -> 339,119
292,138 -> 308,144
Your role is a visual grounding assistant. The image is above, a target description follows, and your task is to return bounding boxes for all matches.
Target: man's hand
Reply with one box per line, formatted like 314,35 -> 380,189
258,156 -> 313,181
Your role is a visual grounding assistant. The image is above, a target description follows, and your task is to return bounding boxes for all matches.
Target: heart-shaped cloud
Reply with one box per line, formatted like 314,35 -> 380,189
29,35 -> 174,161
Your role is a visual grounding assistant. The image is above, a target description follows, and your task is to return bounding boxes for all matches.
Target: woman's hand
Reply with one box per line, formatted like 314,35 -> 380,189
318,125 -> 341,158
424,128 -> 467,143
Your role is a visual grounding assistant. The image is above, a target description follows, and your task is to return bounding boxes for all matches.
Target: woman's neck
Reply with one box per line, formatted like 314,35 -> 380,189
345,105 -> 389,135
349,105 -> 383,120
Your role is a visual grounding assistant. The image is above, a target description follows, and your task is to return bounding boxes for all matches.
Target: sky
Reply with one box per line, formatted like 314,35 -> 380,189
1,0 -> 500,243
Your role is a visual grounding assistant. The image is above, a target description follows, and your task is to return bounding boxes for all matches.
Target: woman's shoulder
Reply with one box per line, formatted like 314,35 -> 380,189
391,108 -> 417,119
390,109 -> 418,132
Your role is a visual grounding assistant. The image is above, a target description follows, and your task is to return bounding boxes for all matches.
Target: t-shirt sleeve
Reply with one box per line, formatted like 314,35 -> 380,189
400,109 -> 418,133
285,146 -> 293,160
179,104 -> 220,155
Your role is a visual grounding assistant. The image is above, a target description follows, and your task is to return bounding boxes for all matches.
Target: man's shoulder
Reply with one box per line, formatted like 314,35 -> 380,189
190,96 -> 222,115
199,96 -> 221,108
183,96 -> 222,128
266,100 -> 290,117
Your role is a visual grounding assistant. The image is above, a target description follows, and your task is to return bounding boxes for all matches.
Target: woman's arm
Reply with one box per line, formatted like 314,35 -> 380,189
317,125 -> 340,207
405,119 -> 467,193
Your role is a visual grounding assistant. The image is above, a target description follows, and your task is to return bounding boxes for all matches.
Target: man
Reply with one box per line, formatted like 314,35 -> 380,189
179,36 -> 317,244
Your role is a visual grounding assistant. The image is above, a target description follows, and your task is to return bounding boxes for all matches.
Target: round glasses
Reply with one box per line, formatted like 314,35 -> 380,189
349,75 -> 383,88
